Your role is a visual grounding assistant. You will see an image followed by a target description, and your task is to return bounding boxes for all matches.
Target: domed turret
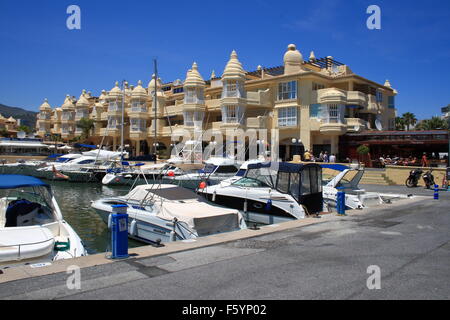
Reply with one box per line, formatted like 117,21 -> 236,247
222,50 -> 246,80
62,95 -> 75,110
283,44 -> 304,75
76,90 -> 90,107
131,80 -> 148,97
109,81 -> 122,97
39,98 -> 52,111
184,62 -> 205,88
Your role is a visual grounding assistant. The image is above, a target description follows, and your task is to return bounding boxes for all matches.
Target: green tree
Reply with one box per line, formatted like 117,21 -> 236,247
401,112 -> 417,131
416,116 -> 449,130
17,125 -> 31,134
0,128 -> 9,137
356,144 -> 370,155
76,118 -> 95,141
395,117 -> 405,131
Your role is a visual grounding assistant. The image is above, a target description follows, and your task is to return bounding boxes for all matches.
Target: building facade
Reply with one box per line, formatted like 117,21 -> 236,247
36,44 -> 397,160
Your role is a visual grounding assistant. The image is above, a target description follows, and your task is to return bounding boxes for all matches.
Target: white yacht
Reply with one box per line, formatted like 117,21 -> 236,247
167,157 -> 241,190
197,162 -> 324,225
1,153 -> 82,176
91,184 -> 247,244
35,150 -> 123,180
101,162 -> 184,186
321,164 -> 410,210
0,175 -> 87,268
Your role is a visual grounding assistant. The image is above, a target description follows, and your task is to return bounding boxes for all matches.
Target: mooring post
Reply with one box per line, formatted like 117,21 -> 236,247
110,204 -> 129,259
434,184 -> 439,200
337,187 -> 346,216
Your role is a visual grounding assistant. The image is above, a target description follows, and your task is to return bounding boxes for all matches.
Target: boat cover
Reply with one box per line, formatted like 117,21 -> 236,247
124,185 -> 241,236
0,226 -> 55,262
0,175 -> 49,189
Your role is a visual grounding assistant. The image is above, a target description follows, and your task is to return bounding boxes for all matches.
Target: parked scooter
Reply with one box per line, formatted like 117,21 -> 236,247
406,168 -> 423,188
422,169 -> 435,189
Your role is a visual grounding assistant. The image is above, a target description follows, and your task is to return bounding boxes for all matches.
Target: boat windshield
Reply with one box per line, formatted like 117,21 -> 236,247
322,168 -> 342,185
232,177 -> 271,188
0,186 -> 56,227
336,170 -> 361,189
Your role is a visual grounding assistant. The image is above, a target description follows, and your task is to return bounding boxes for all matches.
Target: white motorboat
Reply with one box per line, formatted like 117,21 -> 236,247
198,162 -> 324,225
0,175 -> 87,268
101,162 -> 183,186
167,156 -> 241,190
1,153 -> 82,176
320,164 -> 411,210
91,184 -> 247,244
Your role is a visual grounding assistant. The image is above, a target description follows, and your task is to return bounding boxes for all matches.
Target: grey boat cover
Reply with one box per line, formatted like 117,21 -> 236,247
124,184 -> 243,236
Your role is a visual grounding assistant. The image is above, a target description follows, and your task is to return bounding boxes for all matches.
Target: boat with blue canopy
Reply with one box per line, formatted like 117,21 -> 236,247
0,175 -> 87,268
198,162 -> 324,224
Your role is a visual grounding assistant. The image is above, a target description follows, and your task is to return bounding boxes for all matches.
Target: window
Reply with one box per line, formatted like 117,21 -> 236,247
62,111 -> 74,121
226,81 -> 237,97
183,111 -> 194,126
277,81 -> 297,100
108,101 -> 122,112
173,87 -> 184,94
388,96 -> 395,108
310,104 -> 321,118
376,90 -> 383,102
221,105 -> 245,124
107,117 -> 117,129
131,119 -> 146,132
131,102 -> 147,112
278,107 -> 297,127
313,83 -> 325,91
328,104 -> 339,123
222,80 -> 245,98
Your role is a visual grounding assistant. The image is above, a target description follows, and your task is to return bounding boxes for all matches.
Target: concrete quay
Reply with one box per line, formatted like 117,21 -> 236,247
0,185 -> 449,300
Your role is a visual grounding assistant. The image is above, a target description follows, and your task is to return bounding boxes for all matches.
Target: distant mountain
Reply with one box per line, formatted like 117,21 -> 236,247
0,103 -> 37,128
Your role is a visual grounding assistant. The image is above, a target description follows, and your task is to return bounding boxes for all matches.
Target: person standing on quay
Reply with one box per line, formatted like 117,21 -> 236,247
421,152 -> 428,167
329,154 -> 336,163
303,150 -> 311,162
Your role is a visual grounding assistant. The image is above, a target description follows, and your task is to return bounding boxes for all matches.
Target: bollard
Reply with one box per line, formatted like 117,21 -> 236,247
337,187 -> 346,215
110,204 -> 129,259
434,184 -> 439,200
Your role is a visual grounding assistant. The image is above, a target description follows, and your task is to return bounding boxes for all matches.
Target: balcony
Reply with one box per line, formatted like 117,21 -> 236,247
100,127 -> 120,137
247,116 -> 269,129
345,118 -> 367,132
366,95 -> 380,114
347,91 -> 368,108
205,98 -> 221,110
246,89 -> 271,108
317,88 -> 347,104
319,122 -> 347,135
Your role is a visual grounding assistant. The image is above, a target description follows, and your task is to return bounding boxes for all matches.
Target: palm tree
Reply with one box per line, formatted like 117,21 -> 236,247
402,112 -> 417,131
76,118 -> 95,141
395,117 -> 405,131
416,116 -> 449,130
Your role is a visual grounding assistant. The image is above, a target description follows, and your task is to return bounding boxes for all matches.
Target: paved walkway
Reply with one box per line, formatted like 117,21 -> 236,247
1,188 -> 449,300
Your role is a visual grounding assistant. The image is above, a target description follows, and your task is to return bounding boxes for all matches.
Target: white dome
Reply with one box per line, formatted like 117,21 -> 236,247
284,44 -> 303,65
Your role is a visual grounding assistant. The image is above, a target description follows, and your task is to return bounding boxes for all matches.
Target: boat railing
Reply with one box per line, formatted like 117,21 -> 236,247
0,237 -> 55,261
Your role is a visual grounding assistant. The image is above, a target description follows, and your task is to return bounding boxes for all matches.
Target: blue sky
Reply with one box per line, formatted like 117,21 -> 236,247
0,0 -> 449,120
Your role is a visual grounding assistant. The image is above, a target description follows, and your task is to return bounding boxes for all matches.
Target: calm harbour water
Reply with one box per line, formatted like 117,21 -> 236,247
48,181 -> 143,254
